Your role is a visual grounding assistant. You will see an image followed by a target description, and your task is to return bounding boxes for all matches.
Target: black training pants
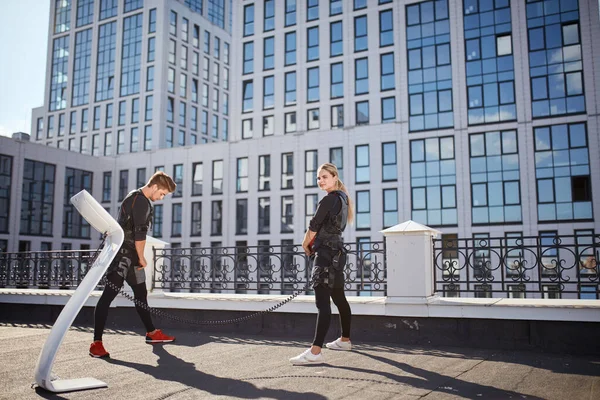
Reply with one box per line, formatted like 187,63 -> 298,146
93,271 -> 155,341
312,285 -> 352,348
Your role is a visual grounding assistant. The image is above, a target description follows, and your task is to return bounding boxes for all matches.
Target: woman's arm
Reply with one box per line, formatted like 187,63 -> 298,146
302,229 -> 317,256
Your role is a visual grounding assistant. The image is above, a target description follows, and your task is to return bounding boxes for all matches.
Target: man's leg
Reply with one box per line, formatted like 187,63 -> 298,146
93,272 -> 124,342
131,282 -> 155,333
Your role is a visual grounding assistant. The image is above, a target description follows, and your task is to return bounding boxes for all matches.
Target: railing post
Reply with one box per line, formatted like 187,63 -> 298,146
144,236 -> 169,293
381,220 -> 441,315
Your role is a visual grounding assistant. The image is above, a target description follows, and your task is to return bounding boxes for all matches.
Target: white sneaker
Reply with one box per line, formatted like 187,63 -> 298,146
325,338 -> 352,351
289,349 -> 324,365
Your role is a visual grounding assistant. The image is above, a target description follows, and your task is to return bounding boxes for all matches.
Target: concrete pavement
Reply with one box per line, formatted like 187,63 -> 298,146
1,322 -> 598,399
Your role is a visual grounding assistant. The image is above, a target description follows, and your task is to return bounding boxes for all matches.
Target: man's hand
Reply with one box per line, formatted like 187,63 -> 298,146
137,256 -> 147,270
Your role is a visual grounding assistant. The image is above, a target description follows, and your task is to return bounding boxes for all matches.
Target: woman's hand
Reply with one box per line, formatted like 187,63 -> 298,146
303,244 -> 314,257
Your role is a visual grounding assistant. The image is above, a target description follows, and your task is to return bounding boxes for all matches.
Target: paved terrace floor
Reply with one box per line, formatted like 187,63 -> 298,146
1,323 -> 599,400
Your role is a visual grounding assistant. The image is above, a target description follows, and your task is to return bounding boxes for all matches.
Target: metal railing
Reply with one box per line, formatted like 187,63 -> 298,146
433,234 -> 599,299
152,241 -> 386,296
0,249 -> 101,290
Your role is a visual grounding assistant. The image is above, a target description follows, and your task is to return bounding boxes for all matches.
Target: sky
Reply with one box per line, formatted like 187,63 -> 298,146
0,1 -> 50,137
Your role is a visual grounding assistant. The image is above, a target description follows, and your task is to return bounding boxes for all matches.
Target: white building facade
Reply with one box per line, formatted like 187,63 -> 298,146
1,0 -> 599,297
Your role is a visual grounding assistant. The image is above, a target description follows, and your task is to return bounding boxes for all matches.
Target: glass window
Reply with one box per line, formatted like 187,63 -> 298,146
258,197 -> 270,233
237,157 -> 248,193
464,0 -> 516,125
264,0 -> 275,31
72,28 -> 92,107
192,162 -> 203,196
534,123 -> 592,221
259,155 -> 271,190
120,14 -> 143,97
244,4 -> 254,36
191,202 -> 201,236
382,97 -> 395,122
95,21 -> 116,102
526,2 -> 584,117
282,153 -> 294,189
264,37 -> 274,70
331,62 -> 343,98
307,67 -> 319,102
242,80 -> 253,112
263,76 -> 274,109
381,53 -> 395,91
354,0 -> 366,10
330,21 -> 343,57
355,58 -> 368,95
382,142 -> 397,181
285,72 -> 297,105
263,115 -> 274,136
330,0 -> 342,16
285,0 -> 296,26
354,16 -> 367,52
308,109 -> 320,130
285,112 -> 297,133
356,101 -> 369,125
356,190 -> 370,229
330,147 -> 343,180
281,196 -> 294,232
407,0 -> 453,131
469,130 -> 521,223
331,104 -> 344,128
211,201 -> 222,235
212,160 -> 223,194
355,145 -> 369,183
410,136 -> 457,226
305,150 -> 318,187
383,188 -> 398,228
243,41 -> 254,74
242,118 -> 253,139
62,167 -> 92,238
285,32 -> 296,65
20,160 -> 55,236
102,171 -> 112,203
307,0 -> 319,21
307,26 -> 319,61
379,9 -> 393,47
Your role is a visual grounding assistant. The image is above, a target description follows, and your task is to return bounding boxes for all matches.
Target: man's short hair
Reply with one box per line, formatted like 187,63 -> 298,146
147,171 -> 177,192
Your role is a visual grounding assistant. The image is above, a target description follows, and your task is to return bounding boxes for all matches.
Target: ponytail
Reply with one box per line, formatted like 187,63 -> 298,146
336,179 -> 354,224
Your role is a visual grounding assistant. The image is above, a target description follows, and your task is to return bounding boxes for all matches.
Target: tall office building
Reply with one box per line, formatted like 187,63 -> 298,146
31,0 -> 233,153
1,0 -> 598,285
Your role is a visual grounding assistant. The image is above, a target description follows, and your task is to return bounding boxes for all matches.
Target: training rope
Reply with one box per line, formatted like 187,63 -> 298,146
94,235 -> 313,326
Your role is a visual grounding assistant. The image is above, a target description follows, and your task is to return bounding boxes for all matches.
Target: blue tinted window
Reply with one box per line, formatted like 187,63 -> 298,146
534,123 -> 592,221
407,0 -> 453,131
410,136 -> 457,225
330,21 -> 343,56
526,0 -> 584,117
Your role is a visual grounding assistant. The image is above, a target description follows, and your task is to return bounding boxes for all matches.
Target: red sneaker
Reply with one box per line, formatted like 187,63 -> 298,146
89,341 -> 110,358
145,329 -> 175,343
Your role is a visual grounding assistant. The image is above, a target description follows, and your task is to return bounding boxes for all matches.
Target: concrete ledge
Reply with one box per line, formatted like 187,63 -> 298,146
1,289 -> 599,322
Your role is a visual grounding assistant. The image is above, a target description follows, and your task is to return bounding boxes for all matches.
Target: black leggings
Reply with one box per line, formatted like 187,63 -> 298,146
312,285 -> 352,348
93,271 -> 155,341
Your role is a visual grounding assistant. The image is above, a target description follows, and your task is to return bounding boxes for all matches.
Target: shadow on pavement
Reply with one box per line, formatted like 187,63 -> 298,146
106,344 -> 327,400
327,350 -> 546,399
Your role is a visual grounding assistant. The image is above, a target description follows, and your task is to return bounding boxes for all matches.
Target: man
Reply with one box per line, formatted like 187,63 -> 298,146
90,171 -> 177,358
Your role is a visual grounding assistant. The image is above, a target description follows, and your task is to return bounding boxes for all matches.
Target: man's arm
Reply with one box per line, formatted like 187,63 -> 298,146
135,240 -> 147,269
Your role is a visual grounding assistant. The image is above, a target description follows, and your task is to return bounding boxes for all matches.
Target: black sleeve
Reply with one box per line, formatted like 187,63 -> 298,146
131,195 -> 151,241
308,193 -> 338,232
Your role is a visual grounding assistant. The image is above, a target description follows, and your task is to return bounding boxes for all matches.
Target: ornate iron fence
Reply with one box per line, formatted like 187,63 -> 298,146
0,250 -> 101,290
152,241 -> 386,296
433,234 -> 599,299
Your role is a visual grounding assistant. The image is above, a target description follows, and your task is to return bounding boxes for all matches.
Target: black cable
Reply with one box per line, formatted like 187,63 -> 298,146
93,234 -> 313,326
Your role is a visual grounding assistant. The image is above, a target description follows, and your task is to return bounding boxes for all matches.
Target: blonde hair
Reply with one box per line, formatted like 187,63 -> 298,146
318,163 -> 354,223
147,171 -> 177,192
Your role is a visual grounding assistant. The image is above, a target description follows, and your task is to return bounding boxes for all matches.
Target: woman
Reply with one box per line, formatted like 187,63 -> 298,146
290,163 -> 354,365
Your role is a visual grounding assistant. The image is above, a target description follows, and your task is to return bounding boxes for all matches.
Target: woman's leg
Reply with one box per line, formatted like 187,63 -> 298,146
131,282 -> 156,333
312,285 -> 332,349
331,286 -> 352,339
94,272 -> 124,342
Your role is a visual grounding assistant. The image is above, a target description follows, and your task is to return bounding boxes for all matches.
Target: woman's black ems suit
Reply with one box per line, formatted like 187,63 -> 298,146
308,190 -> 351,347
